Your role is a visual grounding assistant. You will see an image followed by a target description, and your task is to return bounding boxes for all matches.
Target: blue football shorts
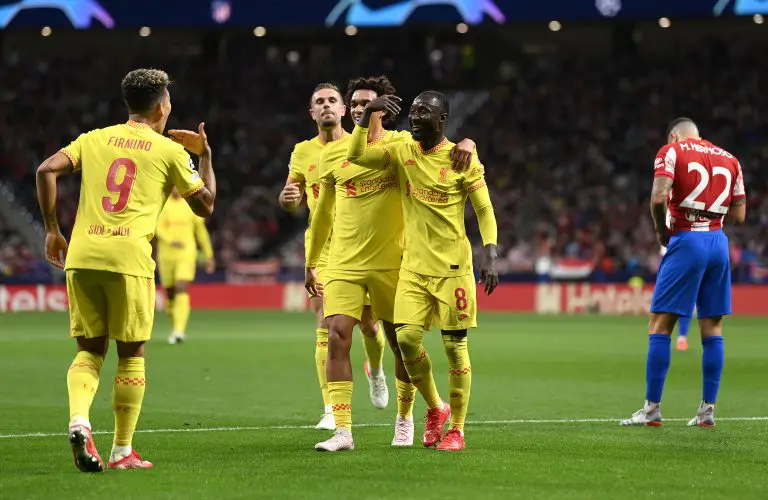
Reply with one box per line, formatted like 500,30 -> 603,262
650,230 -> 731,318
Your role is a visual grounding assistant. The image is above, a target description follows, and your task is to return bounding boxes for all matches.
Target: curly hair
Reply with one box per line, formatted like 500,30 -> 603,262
344,75 -> 397,108
121,68 -> 171,113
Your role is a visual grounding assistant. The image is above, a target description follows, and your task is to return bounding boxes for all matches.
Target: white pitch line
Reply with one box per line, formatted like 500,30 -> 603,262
1,416 -> 767,440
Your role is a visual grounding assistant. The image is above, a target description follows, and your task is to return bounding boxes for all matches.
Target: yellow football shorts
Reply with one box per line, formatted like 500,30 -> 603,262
157,255 -> 197,289
395,268 -> 477,331
323,269 -> 398,323
66,269 -> 155,342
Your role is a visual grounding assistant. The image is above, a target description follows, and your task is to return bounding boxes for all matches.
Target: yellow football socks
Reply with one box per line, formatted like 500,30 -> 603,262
328,381 -> 353,430
443,335 -> 472,432
360,323 -> 385,375
67,351 -> 104,425
315,328 -> 330,407
396,324 -> 442,409
172,292 -> 190,334
112,357 -> 146,446
396,378 -> 416,418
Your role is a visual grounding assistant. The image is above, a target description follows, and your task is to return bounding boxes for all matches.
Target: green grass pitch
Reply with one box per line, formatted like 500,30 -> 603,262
1,311 -> 767,499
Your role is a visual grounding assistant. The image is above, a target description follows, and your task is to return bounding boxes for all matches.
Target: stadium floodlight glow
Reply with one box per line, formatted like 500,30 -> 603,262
754,14 -> 764,24
344,25 -> 358,35
548,20 -> 562,32
287,50 -> 300,64
658,17 -> 671,28
456,22 -> 468,33
253,26 -> 266,37
139,26 -> 151,37
41,26 -> 52,36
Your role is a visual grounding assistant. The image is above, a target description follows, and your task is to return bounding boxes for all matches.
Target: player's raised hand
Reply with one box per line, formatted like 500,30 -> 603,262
450,138 -> 476,172
168,122 -> 211,157
364,95 -> 402,120
44,231 -> 68,269
305,267 -> 320,297
479,245 -> 499,295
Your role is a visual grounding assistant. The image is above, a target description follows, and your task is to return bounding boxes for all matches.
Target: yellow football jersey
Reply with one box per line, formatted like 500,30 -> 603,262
156,196 -> 214,260
61,120 -> 204,278
348,126 -> 496,278
316,130 -> 409,270
288,134 -> 347,268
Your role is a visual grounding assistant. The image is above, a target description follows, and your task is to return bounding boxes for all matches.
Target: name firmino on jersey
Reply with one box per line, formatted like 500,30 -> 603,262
107,136 -> 153,151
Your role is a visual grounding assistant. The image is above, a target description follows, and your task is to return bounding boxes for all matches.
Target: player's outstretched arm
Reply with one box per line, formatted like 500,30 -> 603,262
468,183 -> 499,295
650,176 -> 672,246
169,123 -> 216,218
346,95 -> 402,170
36,151 -> 74,269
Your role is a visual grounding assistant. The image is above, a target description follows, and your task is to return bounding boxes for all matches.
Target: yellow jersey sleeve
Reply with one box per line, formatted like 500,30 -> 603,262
60,133 -> 89,172
288,145 -> 307,185
464,156 -> 497,246
346,125 -> 398,170
169,148 -> 204,198
306,157 -> 336,268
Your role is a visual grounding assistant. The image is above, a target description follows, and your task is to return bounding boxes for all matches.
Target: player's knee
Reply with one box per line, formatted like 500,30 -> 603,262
328,316 -> 355,353
165,288 -> 176,301
175,281 -> 190,294
76,336 -> 109,357
116,341 -> 145,359
648,313 -> 676,335
396,324 -> 422,353
698,317 -> 723,339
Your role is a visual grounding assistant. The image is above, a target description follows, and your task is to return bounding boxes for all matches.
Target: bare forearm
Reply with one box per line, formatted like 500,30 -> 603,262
484,243 -> 498,261
199,151 -> 216,203
36,170 -> 59,232
650,200 -> 667,231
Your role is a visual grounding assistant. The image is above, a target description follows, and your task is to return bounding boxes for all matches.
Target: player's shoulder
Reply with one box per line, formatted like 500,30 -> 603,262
385,129 -> 412,144
293,136 -> 326,156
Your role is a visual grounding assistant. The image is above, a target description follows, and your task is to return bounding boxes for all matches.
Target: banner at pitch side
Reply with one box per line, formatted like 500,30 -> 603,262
2,283 -> 767,315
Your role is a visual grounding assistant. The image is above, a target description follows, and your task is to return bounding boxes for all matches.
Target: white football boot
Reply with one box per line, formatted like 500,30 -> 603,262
391,416 -> 414,447
315,429 -> 355,452
620,401 -> 663,426
364,361 -> 389,410
687,402 -> 716,427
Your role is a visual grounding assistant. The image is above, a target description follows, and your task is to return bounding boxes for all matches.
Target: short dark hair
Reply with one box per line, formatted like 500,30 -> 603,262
344,75 -> 397,108
418,90 -> 450,116
666,117 -> 696,137
309,83 -> 342,106
121,68 -> 170,114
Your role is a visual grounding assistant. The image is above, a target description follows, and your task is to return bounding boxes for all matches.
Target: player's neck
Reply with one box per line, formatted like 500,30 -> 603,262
317,126 -> 345,144
418,134 -> 445,153
127,114 -> 161,134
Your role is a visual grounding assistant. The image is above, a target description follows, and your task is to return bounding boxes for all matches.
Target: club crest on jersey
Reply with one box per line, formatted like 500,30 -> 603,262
405,159 -> 416,166
439,167 -> 448,184
341,161 -> 351,169
308,164 -> 317,172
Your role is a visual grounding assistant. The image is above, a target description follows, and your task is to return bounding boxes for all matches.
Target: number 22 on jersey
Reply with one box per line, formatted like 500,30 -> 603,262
680,161 -> 732,215
102,158 -> 137,213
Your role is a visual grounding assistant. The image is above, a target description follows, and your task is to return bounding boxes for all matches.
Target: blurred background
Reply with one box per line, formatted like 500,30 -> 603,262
0,0 -> 766,304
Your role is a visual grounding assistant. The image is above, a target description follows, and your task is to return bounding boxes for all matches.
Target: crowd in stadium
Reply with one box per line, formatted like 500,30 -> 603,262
1,35 -> 766,283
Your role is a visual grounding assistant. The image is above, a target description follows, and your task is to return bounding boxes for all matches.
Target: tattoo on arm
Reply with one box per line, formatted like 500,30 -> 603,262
730,198 -> 746,207
650,177 -> 673,230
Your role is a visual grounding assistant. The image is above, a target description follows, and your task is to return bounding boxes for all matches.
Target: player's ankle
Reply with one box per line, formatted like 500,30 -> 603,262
111,444 -> 132,459
69,416 -> 91,430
